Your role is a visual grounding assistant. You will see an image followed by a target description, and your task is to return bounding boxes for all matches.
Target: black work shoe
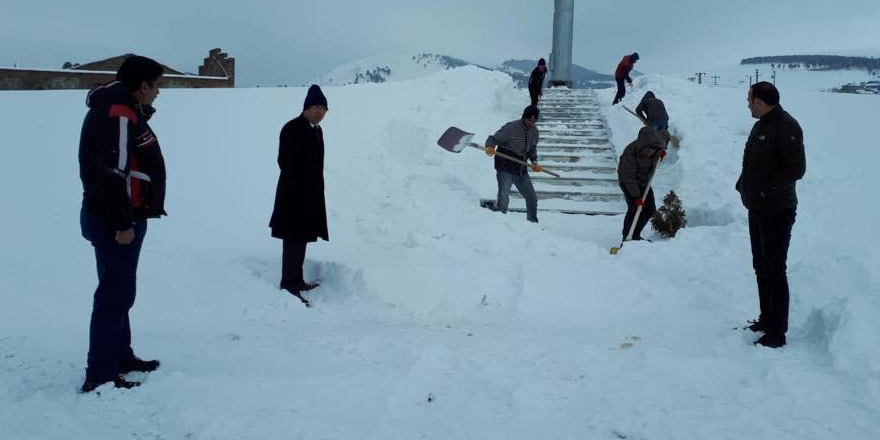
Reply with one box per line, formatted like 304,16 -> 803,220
746,320 -> 767,332
754,332 -> 786,348
119,356 -> 160,374
81,375 -> 141,393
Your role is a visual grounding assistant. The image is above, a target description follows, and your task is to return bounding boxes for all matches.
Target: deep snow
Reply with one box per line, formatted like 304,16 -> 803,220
0,65 -> 878,439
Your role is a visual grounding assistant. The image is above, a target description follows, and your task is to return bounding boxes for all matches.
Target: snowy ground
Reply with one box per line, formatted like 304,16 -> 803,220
1,66 -> 878,439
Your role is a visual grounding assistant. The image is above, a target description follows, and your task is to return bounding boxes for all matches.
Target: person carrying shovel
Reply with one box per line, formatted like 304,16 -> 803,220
617,126 -> 666,242
485,105 -> 544,223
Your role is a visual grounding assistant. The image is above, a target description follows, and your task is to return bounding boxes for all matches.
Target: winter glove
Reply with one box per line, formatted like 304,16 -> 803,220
659,150 -> 667,161
634,198 -> 644,207
485,146 -> 496,157
531,163 -> 544,172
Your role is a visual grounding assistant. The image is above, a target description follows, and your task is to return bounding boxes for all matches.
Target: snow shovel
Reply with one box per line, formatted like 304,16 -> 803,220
436,127 -> 561,178
610,157 -> 660,255
621,105 -> 681,148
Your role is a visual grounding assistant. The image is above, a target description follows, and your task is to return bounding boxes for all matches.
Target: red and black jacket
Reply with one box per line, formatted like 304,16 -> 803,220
79,81 -> 167,230
615,56 -> 635,82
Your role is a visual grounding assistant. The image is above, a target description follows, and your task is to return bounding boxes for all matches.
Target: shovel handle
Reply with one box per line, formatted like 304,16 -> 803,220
472,144 -> 561,178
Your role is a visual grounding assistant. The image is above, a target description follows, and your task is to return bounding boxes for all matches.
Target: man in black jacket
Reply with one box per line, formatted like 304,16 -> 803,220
485,105 -> 543,223
736,81 -> 806,348
528,58 -> 547,106
270,85 -> 329,307
79,56 -> 166,392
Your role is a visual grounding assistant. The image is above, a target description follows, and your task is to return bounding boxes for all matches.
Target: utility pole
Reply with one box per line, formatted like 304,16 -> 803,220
755,68 -> 760,83
711,75 -> 721,86
747,75 -> 753,85
771,69 -> 777,85
695,72 -> 706,84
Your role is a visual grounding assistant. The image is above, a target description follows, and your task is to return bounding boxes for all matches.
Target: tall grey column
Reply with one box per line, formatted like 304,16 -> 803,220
549,0 -> 574,87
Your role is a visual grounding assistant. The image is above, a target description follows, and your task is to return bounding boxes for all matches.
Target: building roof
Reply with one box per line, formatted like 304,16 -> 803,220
72,54 -> 184,75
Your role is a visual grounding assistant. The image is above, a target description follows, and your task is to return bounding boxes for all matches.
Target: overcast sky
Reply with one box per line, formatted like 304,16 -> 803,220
3,0 -> 880,87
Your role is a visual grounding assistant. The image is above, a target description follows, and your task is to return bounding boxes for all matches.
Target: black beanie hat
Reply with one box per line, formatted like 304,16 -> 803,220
522,105 -> 539,120
538,58 -> 546,66
631,52 -> 640,61
303,84 -> 328,111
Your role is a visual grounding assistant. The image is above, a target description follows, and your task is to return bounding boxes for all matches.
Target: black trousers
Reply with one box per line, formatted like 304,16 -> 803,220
281,239 -> 307,291
529,89 -> 540,106
620,184 -> 655,240
81,207 -> 146,382
749,208 -> 796,334
613,78 -> 626,104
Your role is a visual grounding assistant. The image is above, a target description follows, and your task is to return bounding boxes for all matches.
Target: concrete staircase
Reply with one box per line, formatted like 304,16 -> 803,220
483,88 -> 625,216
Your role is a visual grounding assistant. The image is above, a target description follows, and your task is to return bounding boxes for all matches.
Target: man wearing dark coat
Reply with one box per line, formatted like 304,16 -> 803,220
736,81 -> 806,348
270,85 -> 329,307
78,56 -> 166,392
528,58 -> 547,106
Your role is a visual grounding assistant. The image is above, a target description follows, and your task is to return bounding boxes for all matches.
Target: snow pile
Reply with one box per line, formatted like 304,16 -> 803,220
0,65 -> 878,439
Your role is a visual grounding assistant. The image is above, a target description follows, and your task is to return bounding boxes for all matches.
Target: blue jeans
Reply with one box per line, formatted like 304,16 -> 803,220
496,171 -> 538,222
649,119 -> 669,132
81,206 -> 147,382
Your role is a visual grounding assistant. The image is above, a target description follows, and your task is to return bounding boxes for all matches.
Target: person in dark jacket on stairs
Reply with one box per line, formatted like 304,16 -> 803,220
485,105 -> 544,223
613,52 -> 639,105
270,85 -> 330,308
736,81 -> 806,349
78,56 -> 166,393
617,126 -> 666,241
635,91 -> 669,133
528,58 -> 547,106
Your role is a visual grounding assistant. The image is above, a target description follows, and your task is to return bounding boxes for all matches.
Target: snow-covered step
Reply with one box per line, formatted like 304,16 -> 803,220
538,153 -> 616,165
540,129 -> 609,138
539,144 -> 615,154
541,163 -> 617,173
542,136 -> 609,145
481,198 -> 625,216
531,176 -> 620,187
527,181 -> 622,195
538,122 -> 605,129
510,190 -> 623,203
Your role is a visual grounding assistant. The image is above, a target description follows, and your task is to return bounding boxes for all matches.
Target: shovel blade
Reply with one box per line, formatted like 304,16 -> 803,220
437,127 -> 475,153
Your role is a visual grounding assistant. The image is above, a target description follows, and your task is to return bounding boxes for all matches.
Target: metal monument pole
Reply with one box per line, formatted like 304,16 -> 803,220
549,0 -> 574,87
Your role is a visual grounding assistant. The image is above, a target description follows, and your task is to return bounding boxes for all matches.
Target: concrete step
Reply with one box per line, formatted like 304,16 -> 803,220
511,191 -> 623,203
539,144 -> 614,153
540,117 -> 604,124
480,198 -> 625,216
538,122 -> 605,129
541,136 -> 609,145
531,176 -> 620,187
541,163 -> 617,173
540,129 -> 609,138
537,153 -> 615,164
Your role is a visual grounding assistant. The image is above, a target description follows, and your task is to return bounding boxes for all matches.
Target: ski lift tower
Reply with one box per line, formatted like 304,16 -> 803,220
548,0 -> 574,87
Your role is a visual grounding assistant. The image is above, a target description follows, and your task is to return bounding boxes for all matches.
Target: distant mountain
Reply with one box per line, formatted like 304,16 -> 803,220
317,53 -> 616,88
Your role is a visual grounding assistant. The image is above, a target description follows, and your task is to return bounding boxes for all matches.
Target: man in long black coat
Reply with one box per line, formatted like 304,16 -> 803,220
270,84 -> 329,307
528,58 -> 547,106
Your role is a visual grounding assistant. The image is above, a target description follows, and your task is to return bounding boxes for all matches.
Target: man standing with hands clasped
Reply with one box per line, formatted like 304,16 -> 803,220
736,81 -> 806,348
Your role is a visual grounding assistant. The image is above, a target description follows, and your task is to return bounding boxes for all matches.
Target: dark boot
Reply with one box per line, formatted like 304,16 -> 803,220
754,332 -> 786,348
119,356 -> 161,374
746,320 -> 767,332
81,375 -> 141,393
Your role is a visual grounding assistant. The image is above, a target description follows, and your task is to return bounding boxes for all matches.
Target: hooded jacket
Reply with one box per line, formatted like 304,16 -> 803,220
635,91 -> 669,122
79,81 -> 167,230
617,127 -> 664,198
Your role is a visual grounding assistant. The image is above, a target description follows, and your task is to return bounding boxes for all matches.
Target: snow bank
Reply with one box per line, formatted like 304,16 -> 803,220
0,65 -> 878,439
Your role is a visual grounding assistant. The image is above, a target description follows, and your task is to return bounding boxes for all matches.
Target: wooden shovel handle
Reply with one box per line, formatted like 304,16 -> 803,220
473,144 -> 561,178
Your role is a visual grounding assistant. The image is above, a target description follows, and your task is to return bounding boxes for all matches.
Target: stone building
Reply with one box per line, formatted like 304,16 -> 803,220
0,48 -> 235,90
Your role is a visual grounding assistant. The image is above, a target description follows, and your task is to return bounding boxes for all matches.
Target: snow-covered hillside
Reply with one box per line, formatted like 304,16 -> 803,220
1,65 -> 879,439
318,53 -> 473,86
